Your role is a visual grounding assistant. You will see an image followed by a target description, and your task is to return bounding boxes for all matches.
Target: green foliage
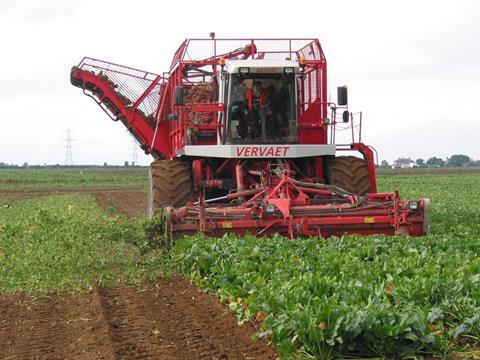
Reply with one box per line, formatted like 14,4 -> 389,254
0,194 -> 162,293
447,154 -> 470,168
138,217 -> 174,255
426,157 -> 445,167
0,168 -> 147,189
171,172 -> 480,358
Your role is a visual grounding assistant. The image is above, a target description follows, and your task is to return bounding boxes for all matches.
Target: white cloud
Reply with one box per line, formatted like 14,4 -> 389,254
0,0 -> 479,165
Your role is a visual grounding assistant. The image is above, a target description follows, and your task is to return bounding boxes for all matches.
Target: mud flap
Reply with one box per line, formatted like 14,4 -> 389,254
161,206 -> 174,246
422,198 -> 432,234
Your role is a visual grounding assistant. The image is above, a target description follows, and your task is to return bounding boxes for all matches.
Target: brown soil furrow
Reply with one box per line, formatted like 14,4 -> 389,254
151,277 -> 276,360
3,297 -> 69,359
93,190 -> 146,218
94,284 -> 180,359
0,294 -> 115,359
0,278 -> 276,359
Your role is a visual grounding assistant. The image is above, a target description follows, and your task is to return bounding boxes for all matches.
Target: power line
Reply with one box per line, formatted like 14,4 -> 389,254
64,128 -> 74,166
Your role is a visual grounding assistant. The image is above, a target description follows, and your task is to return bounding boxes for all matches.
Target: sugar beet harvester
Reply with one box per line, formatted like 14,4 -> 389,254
71,37 -> 431,240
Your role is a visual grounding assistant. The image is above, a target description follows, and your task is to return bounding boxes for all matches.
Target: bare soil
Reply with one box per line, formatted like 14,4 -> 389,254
0,186 -> 142,195
0,187 -> 147,219
93,189 -> 146,218
0,277 -> 276,359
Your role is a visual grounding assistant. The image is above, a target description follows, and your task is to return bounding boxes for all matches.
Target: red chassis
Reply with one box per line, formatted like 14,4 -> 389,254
163,167 -> 431,240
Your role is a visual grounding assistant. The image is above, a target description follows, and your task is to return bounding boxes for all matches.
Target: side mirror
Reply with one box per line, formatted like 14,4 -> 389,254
342,110 -> 349,123
337,86 -> 348,106
174,86 -> 185,106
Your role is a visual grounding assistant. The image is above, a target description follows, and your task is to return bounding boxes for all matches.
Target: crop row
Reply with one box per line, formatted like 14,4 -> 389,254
0,194 -> 161,292
171,173 -> 480,358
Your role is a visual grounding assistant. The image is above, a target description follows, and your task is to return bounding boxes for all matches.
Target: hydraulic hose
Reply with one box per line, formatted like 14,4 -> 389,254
289,178 -> 354,198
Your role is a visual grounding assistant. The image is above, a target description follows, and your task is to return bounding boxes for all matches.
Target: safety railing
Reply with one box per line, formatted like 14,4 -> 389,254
170,38 -> 325,70
75,57 -> 163,119
329,109 -> 364,145
170,104 -> 223,151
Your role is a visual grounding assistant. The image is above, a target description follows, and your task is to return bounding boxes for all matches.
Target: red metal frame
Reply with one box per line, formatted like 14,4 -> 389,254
70,38 -> 429,239
168,170 -> 427,239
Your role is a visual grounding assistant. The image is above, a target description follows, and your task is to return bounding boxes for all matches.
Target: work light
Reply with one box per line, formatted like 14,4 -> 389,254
265,204 -> 276,214
408,201 -> 419,210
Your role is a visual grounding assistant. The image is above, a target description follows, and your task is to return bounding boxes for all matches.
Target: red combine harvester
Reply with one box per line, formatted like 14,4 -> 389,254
70,37 -> 431,240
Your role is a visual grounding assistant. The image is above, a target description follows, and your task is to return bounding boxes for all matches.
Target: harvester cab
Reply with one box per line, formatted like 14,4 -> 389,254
222,59 -> 299,144
70,37 -> 431,241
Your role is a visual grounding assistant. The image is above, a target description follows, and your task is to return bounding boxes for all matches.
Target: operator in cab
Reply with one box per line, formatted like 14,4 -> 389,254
227,70 -> 297,144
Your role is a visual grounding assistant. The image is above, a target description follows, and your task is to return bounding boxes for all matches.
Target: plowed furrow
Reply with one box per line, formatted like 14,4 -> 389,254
153,277 -> 276,359
5,298 -> 66,359
0,278 -> 276,359
94,285 -> 179,360
0,294 -> 116,360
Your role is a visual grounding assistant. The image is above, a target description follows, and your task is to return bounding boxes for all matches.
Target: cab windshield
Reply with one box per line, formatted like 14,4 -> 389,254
226,73 -> 297,144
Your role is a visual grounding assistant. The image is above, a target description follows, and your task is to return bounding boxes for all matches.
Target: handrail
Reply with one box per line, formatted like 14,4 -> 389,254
170,38 -> 325,72
78,57 -> 160,80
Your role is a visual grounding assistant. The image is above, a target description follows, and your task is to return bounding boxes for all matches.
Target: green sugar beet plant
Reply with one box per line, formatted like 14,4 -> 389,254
171,172 -> 480,358
0,194 -> 162,293
172,234 -> 480,358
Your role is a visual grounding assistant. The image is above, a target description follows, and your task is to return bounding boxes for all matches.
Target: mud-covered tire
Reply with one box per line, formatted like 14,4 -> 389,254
147,160 -> 193,218
326,156 -> 371,195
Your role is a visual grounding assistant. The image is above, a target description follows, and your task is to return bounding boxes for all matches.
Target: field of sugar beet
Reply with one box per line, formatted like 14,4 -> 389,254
0,168 -> 479,359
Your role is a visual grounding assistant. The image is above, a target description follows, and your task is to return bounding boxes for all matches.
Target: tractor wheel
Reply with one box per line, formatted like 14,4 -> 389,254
326,156 -> 371,195
147,160 -> 193,218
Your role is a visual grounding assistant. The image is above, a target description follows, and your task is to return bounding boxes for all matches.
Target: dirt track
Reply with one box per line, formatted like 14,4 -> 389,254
93,189 -> 146,218
0,277 -> 276,359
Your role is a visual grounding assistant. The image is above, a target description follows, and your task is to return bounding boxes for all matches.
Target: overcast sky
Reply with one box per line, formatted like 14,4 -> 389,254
1,0 -> 479,165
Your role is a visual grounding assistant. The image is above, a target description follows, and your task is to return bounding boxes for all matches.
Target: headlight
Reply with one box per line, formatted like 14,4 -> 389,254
284,67 -> 294,74
264,204 -> 276,214
239,67 -> 250,74
408,201 -> 419,210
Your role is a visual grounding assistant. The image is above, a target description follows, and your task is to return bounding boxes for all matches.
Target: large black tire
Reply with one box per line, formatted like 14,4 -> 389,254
147,160 -> 193,218
326,156 -> 371,195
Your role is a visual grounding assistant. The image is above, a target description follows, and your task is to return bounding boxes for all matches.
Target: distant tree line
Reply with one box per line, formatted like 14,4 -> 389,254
381,154 -> 480,168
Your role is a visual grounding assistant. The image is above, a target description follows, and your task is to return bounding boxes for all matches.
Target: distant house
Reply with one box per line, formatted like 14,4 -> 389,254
392,157 -> 415,169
